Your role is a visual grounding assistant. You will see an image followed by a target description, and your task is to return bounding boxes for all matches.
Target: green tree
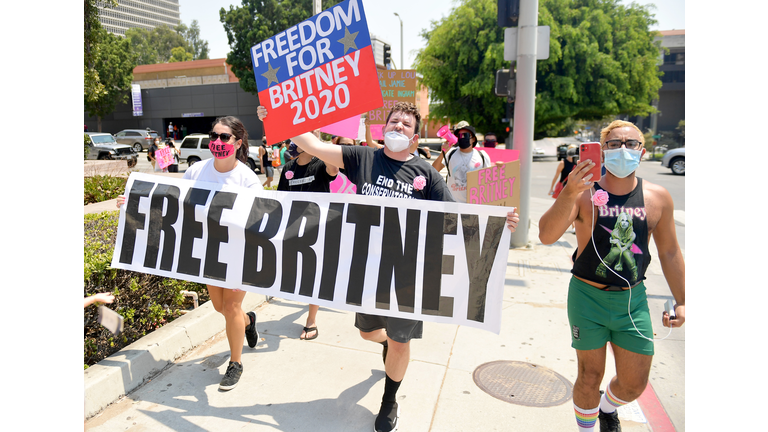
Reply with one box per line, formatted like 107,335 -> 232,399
414,0 -> 663,138
84,0 -> 118,103
219,0 -> 336,94
169,47 -> 194,63
414,0 -> 506,136
126,24 -> 199,65
84,29 -> 137,132
186,20 -> 210,60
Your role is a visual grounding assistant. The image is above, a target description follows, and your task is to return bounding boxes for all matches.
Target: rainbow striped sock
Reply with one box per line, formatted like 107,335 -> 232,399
574,404 -> 599,431
600,384 -> 630,414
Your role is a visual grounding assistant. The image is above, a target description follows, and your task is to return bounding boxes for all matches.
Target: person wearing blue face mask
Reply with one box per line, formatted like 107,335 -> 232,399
538,120 -> 685,432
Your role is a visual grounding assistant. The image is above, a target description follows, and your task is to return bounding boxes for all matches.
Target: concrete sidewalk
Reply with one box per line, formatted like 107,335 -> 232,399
83,191 -> 685,431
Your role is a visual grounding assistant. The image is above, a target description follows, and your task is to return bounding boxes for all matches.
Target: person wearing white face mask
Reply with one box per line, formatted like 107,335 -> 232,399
257,102 -> 519,432
538,120 -> 685,432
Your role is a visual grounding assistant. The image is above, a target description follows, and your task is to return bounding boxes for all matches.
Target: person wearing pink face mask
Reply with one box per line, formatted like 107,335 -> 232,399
116,116 -> 263,391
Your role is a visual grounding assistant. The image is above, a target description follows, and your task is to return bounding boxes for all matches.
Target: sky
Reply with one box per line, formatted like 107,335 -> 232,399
180,0 -> 685,69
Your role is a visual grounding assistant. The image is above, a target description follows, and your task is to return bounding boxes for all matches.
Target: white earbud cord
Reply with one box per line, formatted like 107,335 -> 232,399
588,188 -> 672,342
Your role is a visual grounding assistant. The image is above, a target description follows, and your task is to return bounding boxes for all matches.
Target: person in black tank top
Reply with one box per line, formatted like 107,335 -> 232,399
277,141 -> 339,341
549,143 -> 578,195
538,121 -> 685,432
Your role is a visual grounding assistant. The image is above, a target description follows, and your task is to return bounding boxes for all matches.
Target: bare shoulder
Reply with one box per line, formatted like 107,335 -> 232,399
573,188 -> 595,222
642,178 -> 674,207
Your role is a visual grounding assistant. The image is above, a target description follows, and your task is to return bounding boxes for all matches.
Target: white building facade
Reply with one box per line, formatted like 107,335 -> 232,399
98,0 -> 180,36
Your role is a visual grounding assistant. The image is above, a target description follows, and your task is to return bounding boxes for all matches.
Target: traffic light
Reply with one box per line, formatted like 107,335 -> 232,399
383,44 -> 391,67
497,0 -> 520,28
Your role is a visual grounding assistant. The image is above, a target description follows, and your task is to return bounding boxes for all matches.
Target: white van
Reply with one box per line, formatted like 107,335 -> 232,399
178,134 -> 261,173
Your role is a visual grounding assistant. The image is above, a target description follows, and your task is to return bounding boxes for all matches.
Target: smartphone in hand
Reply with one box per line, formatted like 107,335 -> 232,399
579,142 -> 602,182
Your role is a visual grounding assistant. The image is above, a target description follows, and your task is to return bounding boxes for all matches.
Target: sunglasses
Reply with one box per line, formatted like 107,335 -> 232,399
209,131 -> 235,142
605,139 -> 642,150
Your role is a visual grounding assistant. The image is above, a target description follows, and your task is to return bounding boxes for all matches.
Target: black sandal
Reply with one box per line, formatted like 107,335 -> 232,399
301,326 -> 319,340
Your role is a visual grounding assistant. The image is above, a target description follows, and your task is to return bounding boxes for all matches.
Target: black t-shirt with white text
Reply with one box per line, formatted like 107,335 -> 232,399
277,157 -> 336,192
341,146 -> 454,202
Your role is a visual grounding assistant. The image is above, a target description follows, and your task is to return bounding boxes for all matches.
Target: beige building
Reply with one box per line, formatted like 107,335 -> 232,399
98,0 -> 180,36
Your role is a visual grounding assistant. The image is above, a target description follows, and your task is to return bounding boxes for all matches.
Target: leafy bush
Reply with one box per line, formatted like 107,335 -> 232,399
84,175 -> 127,205
84,211 -> 209,368
84,133 -> 90,159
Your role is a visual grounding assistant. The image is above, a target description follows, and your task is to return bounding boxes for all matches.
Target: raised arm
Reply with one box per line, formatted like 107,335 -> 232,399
291,132 -> 345,169
257,106 -> 344,168
538,159 -> 596,244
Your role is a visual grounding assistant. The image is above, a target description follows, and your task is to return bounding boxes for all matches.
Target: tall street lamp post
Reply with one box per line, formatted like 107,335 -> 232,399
394,12 -> 403,69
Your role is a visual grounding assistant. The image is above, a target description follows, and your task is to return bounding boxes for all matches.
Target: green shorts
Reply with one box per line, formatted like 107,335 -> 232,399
567,277 -> 654,355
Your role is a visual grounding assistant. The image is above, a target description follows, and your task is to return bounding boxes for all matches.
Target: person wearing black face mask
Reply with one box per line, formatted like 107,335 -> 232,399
483,132 -> 498,148
431,121 -> 491,203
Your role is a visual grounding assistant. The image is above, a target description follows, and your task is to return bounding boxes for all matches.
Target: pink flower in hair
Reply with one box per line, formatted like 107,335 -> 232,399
591,189 -> 609,207
285,171 -> 294,180
413,175 -> 427,191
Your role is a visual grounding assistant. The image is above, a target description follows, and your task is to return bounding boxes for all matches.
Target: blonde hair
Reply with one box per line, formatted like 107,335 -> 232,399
600,120 -> 644,146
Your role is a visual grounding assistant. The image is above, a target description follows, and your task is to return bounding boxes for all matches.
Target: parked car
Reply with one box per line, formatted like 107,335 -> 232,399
115,129 -> 161,152
660,147 -> 685,175
179,133 -> 261,173
557,143 -> 569,160
85,132 -> 138,168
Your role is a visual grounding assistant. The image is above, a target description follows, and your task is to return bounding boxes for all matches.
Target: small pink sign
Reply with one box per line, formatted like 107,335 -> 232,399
155,146 -> 174,169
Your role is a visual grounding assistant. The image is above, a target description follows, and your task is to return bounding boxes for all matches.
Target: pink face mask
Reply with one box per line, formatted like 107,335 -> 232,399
210,139 -> 235,159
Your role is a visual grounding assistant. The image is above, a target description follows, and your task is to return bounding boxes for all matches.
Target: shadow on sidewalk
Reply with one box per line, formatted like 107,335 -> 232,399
132,361 -> 383,432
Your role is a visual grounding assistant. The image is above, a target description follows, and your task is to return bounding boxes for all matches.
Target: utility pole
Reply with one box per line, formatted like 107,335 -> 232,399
313,0 -> 321,15
394,13 -> 403,69
508,0 -> 539,248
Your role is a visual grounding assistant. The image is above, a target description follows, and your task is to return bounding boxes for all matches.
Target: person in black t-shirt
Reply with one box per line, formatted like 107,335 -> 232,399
259,102 -> 519,432
277,140 -> 339,340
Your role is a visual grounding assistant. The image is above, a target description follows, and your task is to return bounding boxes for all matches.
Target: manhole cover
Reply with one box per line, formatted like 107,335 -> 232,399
473,360 -> 573,407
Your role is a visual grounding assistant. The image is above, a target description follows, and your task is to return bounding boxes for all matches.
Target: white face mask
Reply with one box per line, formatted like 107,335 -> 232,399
383,131 -> 413,153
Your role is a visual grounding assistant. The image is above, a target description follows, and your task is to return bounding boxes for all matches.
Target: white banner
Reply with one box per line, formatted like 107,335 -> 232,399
111,173 -> 513,333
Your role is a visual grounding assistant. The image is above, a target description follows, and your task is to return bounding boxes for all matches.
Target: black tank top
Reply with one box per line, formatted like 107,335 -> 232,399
571,178 -> 651,286
261,145 -> 270,167
560,158 -> 576,183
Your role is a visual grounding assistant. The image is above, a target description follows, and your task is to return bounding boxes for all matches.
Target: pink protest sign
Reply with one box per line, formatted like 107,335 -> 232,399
330,172 -> 357,194
321,114 -> 361,140
369,124 -> 384,141
478,147 -> 519,164
155,146 -> 174,169
465,160 -> 520,208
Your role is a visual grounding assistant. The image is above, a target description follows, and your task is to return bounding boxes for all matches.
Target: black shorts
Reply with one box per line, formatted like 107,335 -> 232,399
354,313 -> 423,343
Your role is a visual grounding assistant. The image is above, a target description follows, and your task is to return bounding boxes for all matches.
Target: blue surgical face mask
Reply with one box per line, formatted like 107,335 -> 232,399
603,148 -> 642,178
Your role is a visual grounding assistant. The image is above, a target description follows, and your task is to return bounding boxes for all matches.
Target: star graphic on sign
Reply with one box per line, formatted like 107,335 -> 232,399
337,27 -> 359,54
261,62 -> 280,86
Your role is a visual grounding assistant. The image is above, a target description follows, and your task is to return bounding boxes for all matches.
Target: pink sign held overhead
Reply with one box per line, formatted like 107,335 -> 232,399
321,114 -> 361,140
369,123 -> 384,141
479,147 -> 520,164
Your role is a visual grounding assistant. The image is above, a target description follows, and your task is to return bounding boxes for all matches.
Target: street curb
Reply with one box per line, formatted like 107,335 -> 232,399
84,292 -> 267,419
